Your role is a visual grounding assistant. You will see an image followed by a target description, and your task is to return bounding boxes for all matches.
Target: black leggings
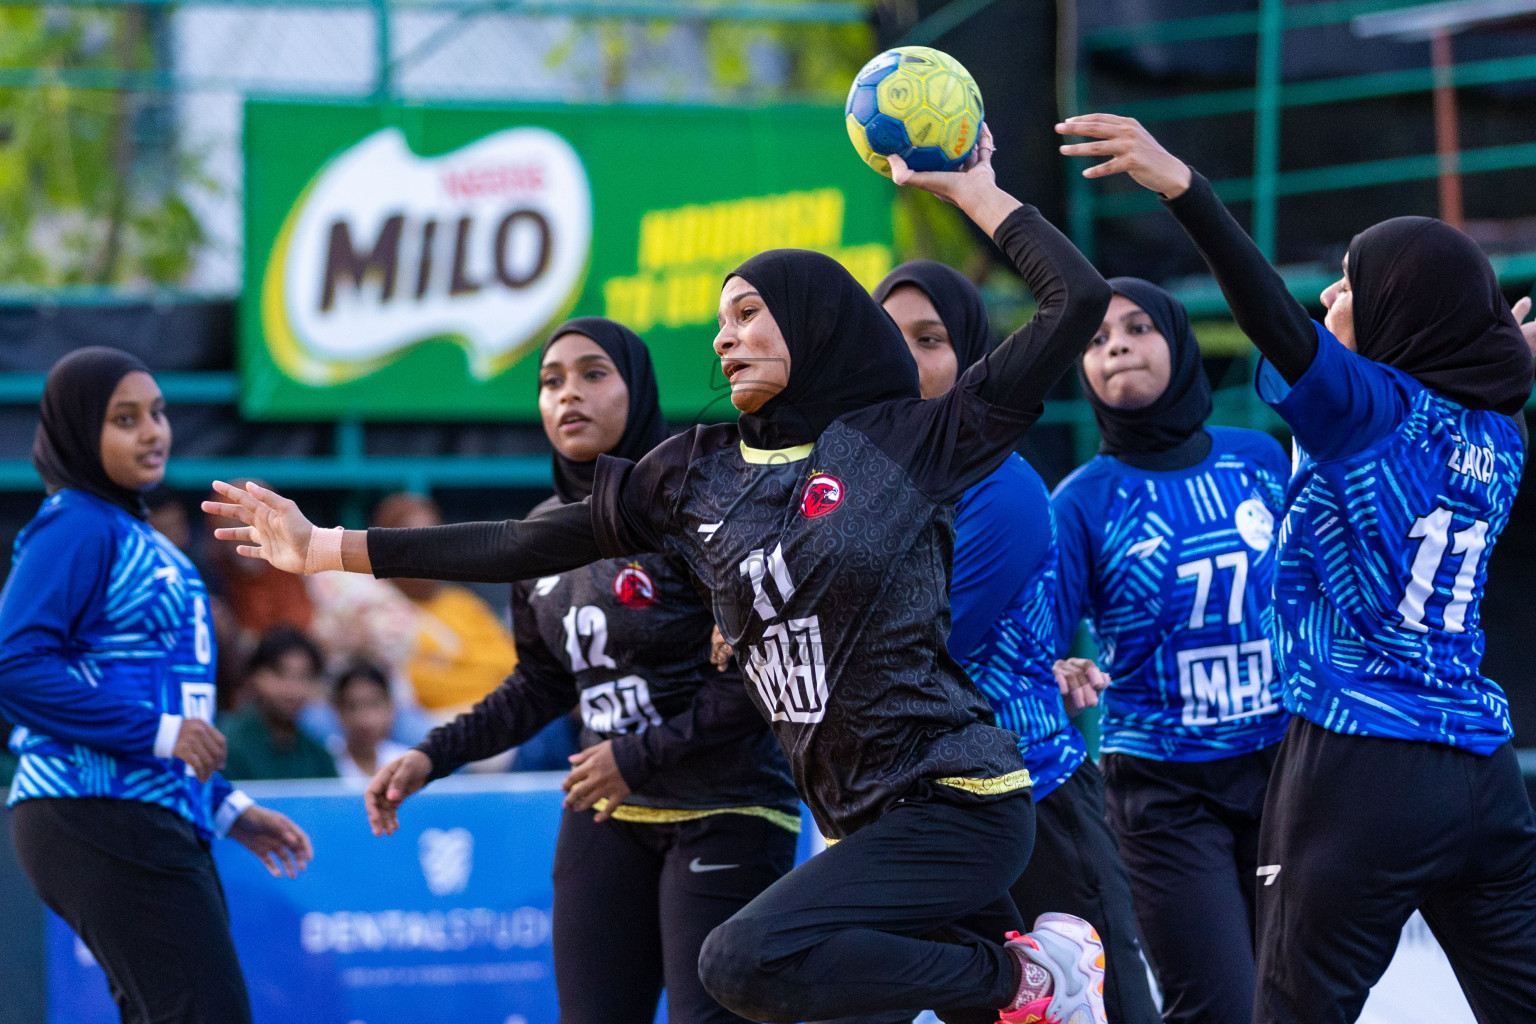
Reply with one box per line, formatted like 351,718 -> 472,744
1256,718 -> 1536,1024
698,792 -> 1034,1024
551,807 -> 796,1024
1104,748 -> 1277,1024
11,797 -> 251,1024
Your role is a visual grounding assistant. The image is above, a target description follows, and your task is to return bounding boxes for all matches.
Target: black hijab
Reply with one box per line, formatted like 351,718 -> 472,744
727,250 -> 919,449
1079,277 -> 1212,462
873,260 -> 994,372
33,346 -> 155,518
541,317 -> 667,504
1347,217 -> 1532,415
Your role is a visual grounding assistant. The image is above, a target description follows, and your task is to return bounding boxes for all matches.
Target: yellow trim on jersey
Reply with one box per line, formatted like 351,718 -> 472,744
594,800 -> 802,834
739,441 -> 813,465
934,769 -> 1034,796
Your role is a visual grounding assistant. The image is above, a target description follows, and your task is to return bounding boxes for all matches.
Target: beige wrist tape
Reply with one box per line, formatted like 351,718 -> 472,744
304,526 -> 346,575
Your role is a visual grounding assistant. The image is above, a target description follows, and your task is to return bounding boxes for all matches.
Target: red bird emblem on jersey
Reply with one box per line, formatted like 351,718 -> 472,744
612,563 -> 657,609
800,473 -> 844,518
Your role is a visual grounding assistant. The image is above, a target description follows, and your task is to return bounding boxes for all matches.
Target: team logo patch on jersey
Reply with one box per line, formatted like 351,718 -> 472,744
800,473 -> 844,518
1235,497 -> 1274,552
612,563 -> 657,609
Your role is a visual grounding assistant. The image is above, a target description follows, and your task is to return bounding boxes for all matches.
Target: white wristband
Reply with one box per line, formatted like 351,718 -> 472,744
304,525 -> 346,575
154,714 -> 184,759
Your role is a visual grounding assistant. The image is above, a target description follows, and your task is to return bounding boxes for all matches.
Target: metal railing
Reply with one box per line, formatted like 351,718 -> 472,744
1068,0 -> 1536,315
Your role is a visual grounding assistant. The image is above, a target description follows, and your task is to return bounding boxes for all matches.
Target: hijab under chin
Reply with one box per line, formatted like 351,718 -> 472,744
1082,277 -> 1212,459
727,249 -> 919,450
1347,217 -> 1532,414
33,346 -> 155,519
541,317 -> 667,504
873,260 -> 995,373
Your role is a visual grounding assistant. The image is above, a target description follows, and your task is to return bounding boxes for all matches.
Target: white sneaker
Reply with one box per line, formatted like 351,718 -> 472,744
996,913 -> 1107,1024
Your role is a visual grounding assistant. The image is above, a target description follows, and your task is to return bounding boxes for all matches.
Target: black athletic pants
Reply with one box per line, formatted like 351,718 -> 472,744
11,797 -> 252,1024
1255,716 -> 1536,1024
1012,760 -> 1160,1024
551,807 -> 796,1024
1104,746 -> 1278,1024
698,792 -> 1033,1024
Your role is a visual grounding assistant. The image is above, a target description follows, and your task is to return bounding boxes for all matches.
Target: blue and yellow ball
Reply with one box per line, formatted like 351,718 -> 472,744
845,46 -> 984,177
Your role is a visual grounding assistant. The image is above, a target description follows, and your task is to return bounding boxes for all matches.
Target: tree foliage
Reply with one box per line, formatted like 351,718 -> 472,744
0,5 -> 204,287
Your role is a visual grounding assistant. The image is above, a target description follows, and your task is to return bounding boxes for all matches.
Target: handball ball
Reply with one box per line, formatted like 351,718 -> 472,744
845,46 -> 984,177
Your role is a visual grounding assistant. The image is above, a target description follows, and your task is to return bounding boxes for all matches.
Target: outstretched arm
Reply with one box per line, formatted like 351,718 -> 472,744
893,125 -> 1113,415
1056,113 -> 1317,384
203,480 -> 608,584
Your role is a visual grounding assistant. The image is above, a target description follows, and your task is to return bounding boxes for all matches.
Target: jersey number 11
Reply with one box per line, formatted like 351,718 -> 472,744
1397,506 -> 1490,634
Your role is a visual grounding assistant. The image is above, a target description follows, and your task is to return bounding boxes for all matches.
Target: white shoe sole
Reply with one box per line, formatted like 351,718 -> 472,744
1032,912 -> 1107,1024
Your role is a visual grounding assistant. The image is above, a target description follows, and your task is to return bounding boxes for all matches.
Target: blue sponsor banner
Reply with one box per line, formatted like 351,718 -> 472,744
49,774 -> 566,1024
46,774 -> 822,1024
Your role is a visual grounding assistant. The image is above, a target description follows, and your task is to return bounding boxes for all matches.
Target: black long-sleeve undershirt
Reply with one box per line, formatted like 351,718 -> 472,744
368,201 -> 1110,582
1161,170 -> 1318,385
369,497 -> 603,583
974,203 -> 1116,412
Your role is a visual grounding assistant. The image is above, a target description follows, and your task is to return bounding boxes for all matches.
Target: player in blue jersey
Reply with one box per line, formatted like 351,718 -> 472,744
876,260 -> 1160,1024
1051,277 -> 1291,1024
0,348 -> 313,1024
1060,112 -> 1536,1024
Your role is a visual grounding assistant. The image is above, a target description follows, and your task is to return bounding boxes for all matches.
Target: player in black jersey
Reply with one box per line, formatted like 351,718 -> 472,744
362,318 -> 800,1024
204,128 -> 1115,1024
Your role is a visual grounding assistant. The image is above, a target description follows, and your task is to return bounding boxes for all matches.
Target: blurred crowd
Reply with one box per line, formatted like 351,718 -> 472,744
1,487 -> 579,785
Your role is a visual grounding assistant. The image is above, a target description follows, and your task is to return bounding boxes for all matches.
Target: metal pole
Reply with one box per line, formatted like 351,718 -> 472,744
1252,0 -> 1284,259
373,0 -> 392,102
1431,28 -> 1464,228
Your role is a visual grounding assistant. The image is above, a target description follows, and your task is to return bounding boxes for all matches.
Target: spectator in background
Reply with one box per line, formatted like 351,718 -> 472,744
220,628 -> 337,781
145,487 -> 191,551
328,662 -> 409,780
370,493 -> 518,718
203,480 -> 314,643
150,487 -> 245,710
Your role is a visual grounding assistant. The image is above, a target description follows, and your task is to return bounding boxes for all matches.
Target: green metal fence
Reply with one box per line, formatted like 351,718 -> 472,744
1067,0 -> 1536,312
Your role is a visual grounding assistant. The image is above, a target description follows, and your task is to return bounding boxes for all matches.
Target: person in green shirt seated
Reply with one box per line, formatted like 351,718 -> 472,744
220,628 -> 337,781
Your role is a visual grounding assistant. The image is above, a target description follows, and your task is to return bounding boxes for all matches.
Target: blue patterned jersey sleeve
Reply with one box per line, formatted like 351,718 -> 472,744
1257,322 -> 1408,461
1049,469 -> 1099,656
949,455 -> 1052,658
0,506 -> 170,757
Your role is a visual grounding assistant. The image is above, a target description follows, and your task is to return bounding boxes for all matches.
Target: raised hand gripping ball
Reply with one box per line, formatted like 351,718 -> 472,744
845,46 -> 984,177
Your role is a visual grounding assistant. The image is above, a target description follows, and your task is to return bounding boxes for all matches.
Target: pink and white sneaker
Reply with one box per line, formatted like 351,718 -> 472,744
996,913 -> 1107,1024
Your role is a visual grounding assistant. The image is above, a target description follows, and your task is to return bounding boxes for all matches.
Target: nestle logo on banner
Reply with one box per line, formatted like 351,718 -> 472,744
262,126 -> 592,386
418,827 -> 474,896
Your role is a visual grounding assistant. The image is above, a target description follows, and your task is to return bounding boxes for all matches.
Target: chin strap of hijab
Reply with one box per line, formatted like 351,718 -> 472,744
1078,277 -> 1213,468
873,260 -> 995,373
1348,217 -> 1532,415
727,250 -> 918,450
542,317 -> 667,504
33,346 -> 155,518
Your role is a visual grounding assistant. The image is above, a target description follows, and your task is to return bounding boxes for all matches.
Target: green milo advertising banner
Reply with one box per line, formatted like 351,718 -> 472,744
241,101 -> 897,419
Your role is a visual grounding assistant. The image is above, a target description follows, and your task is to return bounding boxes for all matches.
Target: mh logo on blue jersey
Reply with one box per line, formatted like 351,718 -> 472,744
1176,640 -> 1275,727
1052,426 -> 1293,762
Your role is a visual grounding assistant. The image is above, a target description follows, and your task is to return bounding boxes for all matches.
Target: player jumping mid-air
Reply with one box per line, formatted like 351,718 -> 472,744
204,124 -> 1115,1024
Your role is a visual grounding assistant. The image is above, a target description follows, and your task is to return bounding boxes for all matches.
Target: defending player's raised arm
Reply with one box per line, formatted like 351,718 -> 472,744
893,124 -> 1113,416
1056,114 -> 1317,384
203,478 -> 610,583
